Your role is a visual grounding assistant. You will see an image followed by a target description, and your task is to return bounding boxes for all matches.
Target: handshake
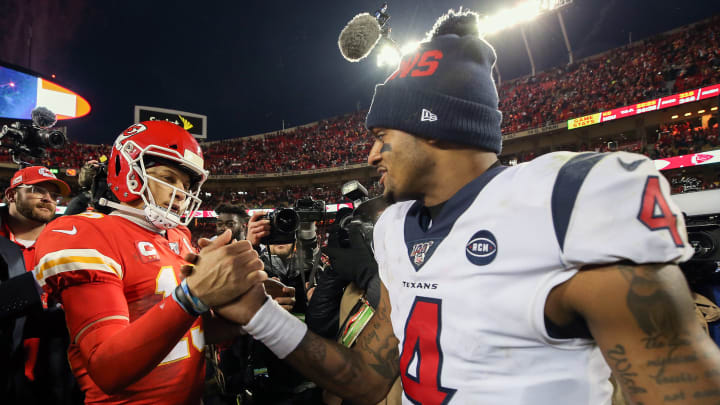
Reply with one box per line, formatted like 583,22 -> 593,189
177,229 -> 293,324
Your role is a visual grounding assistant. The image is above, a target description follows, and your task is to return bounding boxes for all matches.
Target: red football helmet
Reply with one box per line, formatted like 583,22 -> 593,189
107,121 -> 208,229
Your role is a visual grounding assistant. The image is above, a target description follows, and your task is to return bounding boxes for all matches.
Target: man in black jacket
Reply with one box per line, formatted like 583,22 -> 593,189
0,165 -> 81,404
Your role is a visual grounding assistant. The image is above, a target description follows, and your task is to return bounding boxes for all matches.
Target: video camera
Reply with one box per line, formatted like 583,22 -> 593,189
260,196 -> 326,245
332,180 -> 386,249
681,213 -> 720,286
295,197 -> 326,222
0,107 -> 68,164
673,190 -> 720,286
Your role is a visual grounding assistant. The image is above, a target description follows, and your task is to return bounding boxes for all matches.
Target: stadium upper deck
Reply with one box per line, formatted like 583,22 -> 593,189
0,15 -> 717,187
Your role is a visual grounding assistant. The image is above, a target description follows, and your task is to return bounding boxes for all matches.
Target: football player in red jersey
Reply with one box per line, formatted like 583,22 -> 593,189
33,121 -> 266,404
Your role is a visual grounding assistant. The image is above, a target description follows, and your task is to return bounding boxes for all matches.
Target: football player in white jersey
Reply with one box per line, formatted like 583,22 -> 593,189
214,9 -> 720,405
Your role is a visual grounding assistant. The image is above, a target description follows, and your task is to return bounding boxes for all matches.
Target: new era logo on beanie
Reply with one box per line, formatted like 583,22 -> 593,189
365,9 -> 503,154
421,109 -> 438,122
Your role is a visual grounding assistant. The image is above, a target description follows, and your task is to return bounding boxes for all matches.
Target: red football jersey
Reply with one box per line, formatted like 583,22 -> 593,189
34,212 -> 205,405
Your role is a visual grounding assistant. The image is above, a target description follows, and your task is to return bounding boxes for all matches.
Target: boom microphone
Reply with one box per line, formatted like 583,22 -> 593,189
31,106 -> 57,129
338,13 -> 382,62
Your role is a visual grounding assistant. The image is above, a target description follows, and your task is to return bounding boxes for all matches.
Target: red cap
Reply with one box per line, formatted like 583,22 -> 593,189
7,166 -> 71,196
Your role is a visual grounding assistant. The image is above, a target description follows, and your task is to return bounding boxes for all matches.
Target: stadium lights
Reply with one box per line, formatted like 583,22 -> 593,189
481,0 -> 571,35
376,0 -> 573,71
672,115 -> 679,119
712,106 -> 719,111
377,41 -> 420,67
698,109 -> 706,114
684,112 -> 692,117
377,44 -> 400,67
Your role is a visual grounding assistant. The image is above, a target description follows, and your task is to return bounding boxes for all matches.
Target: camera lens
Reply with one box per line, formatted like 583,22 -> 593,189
688,231 -> 716,258
45,130 -> 67,149
273,208 -> 299,233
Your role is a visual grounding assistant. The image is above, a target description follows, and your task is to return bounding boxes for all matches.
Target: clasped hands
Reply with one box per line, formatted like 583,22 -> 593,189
180,229 -> 295,325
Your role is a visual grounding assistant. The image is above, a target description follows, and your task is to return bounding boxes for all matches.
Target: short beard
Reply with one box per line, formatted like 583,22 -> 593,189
383,189 -> 423,205
382,191 -> 396,205
15,197 -> 54,224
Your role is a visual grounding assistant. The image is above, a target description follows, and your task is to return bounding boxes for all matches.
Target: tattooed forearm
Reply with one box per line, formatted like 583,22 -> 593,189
358,327 -> 399,380
607,344 -> 648,395
302,331 -> 327,364
284,284 -> 399,404
354,304 -> 399,381
287,331 -> 369,399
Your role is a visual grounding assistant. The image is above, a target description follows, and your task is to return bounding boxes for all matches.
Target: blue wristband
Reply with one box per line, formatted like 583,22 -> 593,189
172,285 -> 201,317
181,279 -> 210,314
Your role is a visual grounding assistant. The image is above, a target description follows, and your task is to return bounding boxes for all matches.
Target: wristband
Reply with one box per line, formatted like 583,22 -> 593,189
181,279 -> 210,314
243,298 -> 307,359
172,284 -> 201,317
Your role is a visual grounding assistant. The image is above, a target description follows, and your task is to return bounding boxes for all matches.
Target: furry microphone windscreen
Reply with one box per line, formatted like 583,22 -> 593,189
31,106 -> 57,129
338,13 -> 382,62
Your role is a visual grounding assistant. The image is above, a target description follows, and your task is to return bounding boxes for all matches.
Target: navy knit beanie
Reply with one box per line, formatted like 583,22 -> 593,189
366,10 -> 503,154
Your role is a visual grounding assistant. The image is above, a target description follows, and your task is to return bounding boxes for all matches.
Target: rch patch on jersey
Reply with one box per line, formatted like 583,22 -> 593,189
465,230 -> 498,266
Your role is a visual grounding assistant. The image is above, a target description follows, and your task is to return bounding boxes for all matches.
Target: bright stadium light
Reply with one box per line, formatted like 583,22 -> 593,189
400,41 -> 420,55
377,40 -> 420,68
482,2 -> 540,35
481,0 -> 571,35
376,0 -> 574,72
377,44 -> 400,67
480,0 -> 574,77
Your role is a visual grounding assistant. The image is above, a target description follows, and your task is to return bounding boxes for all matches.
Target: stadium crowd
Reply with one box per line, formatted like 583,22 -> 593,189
3,10 -> 720,405
203,111 -> 372,175
498,15 -> 720,133
504,118 -> 719,163
0,17 -> 714,177
199,180 -> 382,210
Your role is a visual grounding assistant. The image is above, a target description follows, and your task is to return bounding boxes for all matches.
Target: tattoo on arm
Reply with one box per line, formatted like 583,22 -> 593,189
603,264 -> 720,403
285,286 -> 399,402
356,315 -> 399,380
618,265 -> 684,344
607,344 -> 648,395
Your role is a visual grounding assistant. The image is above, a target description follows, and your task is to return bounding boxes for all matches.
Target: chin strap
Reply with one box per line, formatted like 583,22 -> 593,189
98,198 -> 177,230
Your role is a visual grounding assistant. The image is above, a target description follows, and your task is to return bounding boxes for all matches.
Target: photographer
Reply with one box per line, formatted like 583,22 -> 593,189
204,208 -> 315,404
0,165 -> 81,404
232,207 -> 321,403
304,184 -> 400,405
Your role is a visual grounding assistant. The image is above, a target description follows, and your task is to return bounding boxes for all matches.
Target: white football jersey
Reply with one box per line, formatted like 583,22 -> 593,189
374,151 -> 694,405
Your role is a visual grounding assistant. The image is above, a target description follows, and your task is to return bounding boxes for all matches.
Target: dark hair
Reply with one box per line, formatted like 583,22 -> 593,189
215,204 -> 249,220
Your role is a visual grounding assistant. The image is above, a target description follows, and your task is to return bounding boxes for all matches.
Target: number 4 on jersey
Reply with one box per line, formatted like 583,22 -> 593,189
637,176 -> 684,247
400,297 -> 456,405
